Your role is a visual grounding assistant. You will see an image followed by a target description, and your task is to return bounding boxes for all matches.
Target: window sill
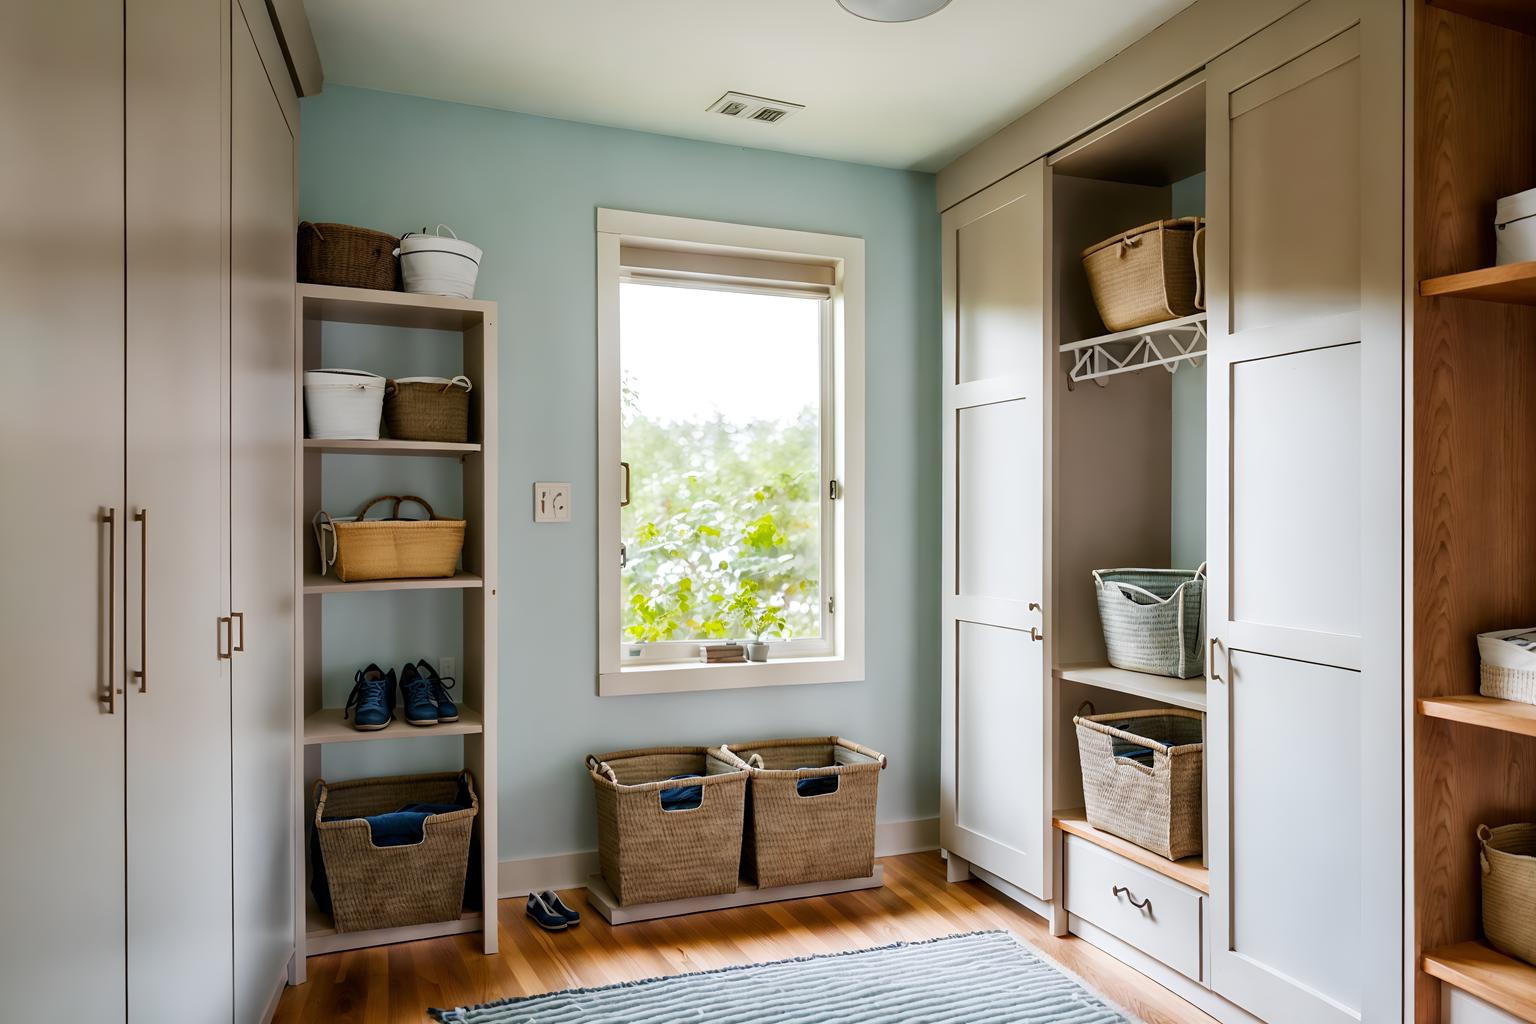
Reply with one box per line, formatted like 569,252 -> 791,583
598,655 -> 862,697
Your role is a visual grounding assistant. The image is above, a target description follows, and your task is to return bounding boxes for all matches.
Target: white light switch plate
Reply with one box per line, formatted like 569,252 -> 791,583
534,482 -> 571,522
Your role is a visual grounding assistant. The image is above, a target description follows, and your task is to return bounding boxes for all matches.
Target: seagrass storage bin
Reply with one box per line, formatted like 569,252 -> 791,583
1479,823 -> 1536,966
1477,628 -> 1536,705
588,747 -> 749,906
715,737 -> 886,889
313,771 -> 477,933
1074,708 -> 1203,861
1094,565 -> 1206,679
312,495 -> 465,583
298,221 -> 400,291
384,376 -> 472,444
1081,217 -> 1205,332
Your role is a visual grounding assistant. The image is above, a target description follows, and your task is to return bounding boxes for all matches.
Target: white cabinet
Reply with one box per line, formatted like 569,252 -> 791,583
1063,836 -> 1204,982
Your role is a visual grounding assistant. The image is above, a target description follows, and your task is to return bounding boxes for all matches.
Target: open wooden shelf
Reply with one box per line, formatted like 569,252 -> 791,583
1423,941 -> 1536,1023
1056,663 -> 1206,712
1053,809 -> 1209,893
297,282 -> 495,332
303,438 -> 480,457
1420,260 -> 1536,304
304,902 -> 483,956
1429,0 -> 1536,38
1418,694 -> 1536,740
586,867 -> 884,925
302,571 -> 483,595
303,706 -> 484,745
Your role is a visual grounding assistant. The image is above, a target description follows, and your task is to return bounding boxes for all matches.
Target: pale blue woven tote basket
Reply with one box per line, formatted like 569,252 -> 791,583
1092,565 -> 1206,679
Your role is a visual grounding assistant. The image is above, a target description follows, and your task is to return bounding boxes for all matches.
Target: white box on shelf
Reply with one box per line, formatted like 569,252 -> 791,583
1495,186 -> 1536,266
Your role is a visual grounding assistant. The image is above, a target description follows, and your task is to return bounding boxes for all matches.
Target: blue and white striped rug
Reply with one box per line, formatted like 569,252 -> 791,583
429,930 -> 1135,1023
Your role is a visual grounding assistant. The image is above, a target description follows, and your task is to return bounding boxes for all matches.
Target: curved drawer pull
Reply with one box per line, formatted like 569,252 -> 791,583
1111,884 -> 1152,913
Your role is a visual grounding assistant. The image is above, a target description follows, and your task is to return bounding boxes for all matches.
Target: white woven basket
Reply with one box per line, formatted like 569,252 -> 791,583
396,224 -> 481,299
1478,628 -> 1536,705
303,368 -> 384,440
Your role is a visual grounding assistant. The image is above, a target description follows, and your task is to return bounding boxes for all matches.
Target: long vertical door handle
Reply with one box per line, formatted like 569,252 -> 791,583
1210,637 -> 1223,682
232,611 -> 245,653
218,616 -> 233,660
133,508 -> 148,692
620,462 -> 631,507
102,508 -> 120,713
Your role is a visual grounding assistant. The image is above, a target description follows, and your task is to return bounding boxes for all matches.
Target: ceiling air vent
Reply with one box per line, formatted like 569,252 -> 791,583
707,92 -> 805,125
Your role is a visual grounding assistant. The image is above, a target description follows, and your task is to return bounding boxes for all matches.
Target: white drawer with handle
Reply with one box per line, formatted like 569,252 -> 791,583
1063,834 -> 1203,981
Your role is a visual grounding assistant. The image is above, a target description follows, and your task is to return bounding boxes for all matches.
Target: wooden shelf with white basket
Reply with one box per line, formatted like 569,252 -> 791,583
291,283 -> 499,979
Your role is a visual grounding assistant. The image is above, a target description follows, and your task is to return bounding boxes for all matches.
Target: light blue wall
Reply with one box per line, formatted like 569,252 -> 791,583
300,86 -> 941,862
1170,173 -> 1206,569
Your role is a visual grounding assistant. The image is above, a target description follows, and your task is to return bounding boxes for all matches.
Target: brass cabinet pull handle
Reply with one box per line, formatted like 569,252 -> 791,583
1112,885 -> 1152,913
620,461 -> 631,507
103,508 -> 121,713
218,616 -> 233,661
1029,602 -> 1044,641
1210,637 -> 1223,682
232,611 -> 245,653
133,508 -> 148,693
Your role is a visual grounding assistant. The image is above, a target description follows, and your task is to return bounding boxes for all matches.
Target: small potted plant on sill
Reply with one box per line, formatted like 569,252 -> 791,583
729,581 -> 788,662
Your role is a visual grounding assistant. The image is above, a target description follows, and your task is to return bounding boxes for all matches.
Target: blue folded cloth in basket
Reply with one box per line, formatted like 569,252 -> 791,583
795,767 -> 840,797
658,775 -> 703,811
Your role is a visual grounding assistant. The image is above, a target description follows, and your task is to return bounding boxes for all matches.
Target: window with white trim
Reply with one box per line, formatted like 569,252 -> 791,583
596,210 -> 864,696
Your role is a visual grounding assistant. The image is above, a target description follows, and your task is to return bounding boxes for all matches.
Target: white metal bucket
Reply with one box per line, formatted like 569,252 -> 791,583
396,224 -> 482,299
303,368 -> 385,440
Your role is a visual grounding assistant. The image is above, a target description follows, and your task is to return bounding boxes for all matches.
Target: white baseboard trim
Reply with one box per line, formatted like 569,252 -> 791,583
498,817 -> 939,898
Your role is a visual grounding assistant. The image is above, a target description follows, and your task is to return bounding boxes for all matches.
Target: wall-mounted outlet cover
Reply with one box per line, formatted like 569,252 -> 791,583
534,482 -> 571,523
439,656 -> 455,679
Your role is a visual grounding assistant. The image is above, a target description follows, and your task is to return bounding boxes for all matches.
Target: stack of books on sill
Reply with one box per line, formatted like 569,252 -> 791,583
700,643 -> 746,665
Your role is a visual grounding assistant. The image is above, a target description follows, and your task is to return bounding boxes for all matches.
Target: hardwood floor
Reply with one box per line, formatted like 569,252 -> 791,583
273,851 -> 1216,1023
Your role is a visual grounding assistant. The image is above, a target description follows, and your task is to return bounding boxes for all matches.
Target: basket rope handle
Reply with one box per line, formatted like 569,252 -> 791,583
311,511 -> 338,576
1478,823 -> 1494,875
300,221 -> 325,241
354,494 -> 402,521
394,494 -> 438,521
584,756 -> 619,784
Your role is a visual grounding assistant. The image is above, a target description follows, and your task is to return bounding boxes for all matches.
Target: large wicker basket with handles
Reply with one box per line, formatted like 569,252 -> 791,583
715,737 -> 886,889
1094,565 -> 1206,679
1074,707 -> 1203,861
297,221 -> 400,291
312,771 -> 477,933
1480,822 -> 1536,967
1082,217 -> 1205,332
312,494 -> 466,583
587,747 -> 749,907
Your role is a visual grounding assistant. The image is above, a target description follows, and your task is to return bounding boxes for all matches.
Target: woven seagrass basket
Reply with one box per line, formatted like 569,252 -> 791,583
313,771 -> 477,933
587,747 -> 748,906
1093,565 -> 1206,679
384,376 -> 472,444
1082,217 -> 1205,332
715,737 -> 886,889
298,221 -> 400,291
1074,707 -> 1203,861
1480,823 -> 1536,967
312,495 -> 465,583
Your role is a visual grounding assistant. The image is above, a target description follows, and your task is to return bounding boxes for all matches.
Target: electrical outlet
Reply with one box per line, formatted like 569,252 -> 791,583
534,482 -> 571,523
439,656 -> 455,679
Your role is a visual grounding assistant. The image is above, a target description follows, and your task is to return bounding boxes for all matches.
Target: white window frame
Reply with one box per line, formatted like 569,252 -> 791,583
597,209 -> 865,696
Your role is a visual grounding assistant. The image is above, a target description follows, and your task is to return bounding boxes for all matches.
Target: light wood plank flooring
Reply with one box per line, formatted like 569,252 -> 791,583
274,851 -> 1216,1023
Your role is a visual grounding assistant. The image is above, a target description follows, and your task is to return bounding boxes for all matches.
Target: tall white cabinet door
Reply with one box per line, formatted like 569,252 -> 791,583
125,0 -> 234,1019
231,5 -> 297,1019
0,4 -> 128,1019
1204,1 -> 1402,1021
939,161 -> 1052,898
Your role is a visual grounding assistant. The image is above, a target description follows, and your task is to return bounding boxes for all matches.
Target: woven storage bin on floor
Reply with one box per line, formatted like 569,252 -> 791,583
312,495 -> 465,583
298,222 -> 400,291
384,376 -> 472,444
1478,628 -> 1536,705
1075,708 -> 1202,861
588,747 -> 748,907
1480,823 -> 1536,966
1081,217 -> 1205,332
715,737 -> 886,889
313,771 -> 477,933
1094,565 -> 1206,679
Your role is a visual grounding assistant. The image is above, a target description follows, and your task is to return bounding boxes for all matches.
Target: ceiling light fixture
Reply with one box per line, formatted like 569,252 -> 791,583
836,0 -> 953,22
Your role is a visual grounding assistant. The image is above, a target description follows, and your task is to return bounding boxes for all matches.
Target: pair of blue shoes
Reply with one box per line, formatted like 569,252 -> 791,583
526,890 -> 581,932
343,660 -> 458,731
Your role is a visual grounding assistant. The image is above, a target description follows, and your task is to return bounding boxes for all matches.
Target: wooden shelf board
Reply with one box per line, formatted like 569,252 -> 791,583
304,903 -> 483,956
1429,0 -> 1536,37
1420,261 -> 1536,304
303,705 -> 484,745
297,282 -> 494,332
586,866 -> 884,925
1056,663 -> 1207,712
1423,941 -> 1536,1023
1418,694 -> 1536,739
303,438 -> 480,457
1053,810 -> 1209,894
302,571 -> 482,595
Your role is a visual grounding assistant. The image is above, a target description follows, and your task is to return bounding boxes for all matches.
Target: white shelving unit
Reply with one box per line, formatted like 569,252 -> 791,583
290,283 -> 499,982
1059,312 -> 1207,386
1056,663 -> 1206,712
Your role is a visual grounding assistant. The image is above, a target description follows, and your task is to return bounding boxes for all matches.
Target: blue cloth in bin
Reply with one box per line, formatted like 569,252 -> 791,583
795,767 -> 839,797
658,774 -> 703,812
311,795 -> 472,915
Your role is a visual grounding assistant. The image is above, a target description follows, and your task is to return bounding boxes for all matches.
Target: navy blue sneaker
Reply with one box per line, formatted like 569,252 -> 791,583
398,663 -> 438,726
343,664 -> 395,731
416,659 -> 459,723
540,890 -> 580,925
526,892 -> 568,932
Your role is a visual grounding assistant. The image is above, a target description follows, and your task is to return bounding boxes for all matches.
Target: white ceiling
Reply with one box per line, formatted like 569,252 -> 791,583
304,0 -> 1195,173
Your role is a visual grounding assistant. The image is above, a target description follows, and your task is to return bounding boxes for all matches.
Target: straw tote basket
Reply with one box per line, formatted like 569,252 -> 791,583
312,495 -> 466,583
1082,217 -> 1205,332
587,747 -> 749,906
1094,565 -> 1206,679
313,772 -> 477,933
297,222 -> 400,291
383,375 -> 472,444
716,737 -> 887,889
1480,823 -> 1536,966
1074,706 -> 1203,860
